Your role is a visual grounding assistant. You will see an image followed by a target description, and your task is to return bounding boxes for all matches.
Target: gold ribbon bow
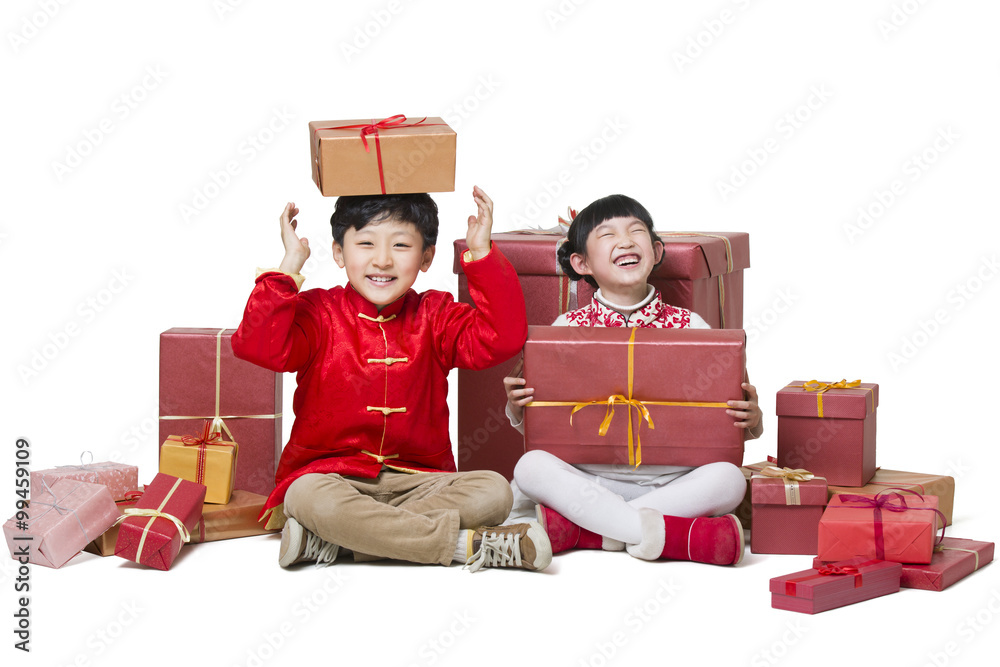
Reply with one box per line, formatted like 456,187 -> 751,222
796,379 -> 871,418
753,465 -> 822,506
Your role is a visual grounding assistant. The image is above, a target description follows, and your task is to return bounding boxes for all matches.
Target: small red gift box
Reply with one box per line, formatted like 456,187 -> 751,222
4,479 -> 118,569
452,230 -> 750,480
814,537 -> 993,591
818,491 -> 944,564
770,556 -> 902,614
31,457 -> 139,502
159,328 -> 282,496
523,327 -> 745,468
750,467 -> 828,555
827,468 -> 955,526
309,116 -> 456,196
776,380 -> 878,486
114,473 -> 206,570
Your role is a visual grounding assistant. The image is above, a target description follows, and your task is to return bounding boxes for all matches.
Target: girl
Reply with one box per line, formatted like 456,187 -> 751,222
504,194 -> 761,565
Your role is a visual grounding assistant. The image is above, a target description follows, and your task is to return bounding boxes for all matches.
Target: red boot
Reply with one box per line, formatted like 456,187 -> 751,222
535,505 -> 625,555
626,508 -> 744,565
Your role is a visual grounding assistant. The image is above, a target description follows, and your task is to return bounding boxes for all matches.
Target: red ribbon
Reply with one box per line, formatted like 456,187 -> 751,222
116,490 -> 144,505
181,421 -> 228,486
784,559 -> 879,595
314,115 -> 439,194
836,489 -> 946,560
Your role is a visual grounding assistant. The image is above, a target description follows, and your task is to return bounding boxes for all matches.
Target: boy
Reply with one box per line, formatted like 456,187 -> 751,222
232,187 -> 550,571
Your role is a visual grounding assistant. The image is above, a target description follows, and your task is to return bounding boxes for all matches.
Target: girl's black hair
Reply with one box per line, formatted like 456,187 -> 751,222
330,193 -> 438,248
556,194 -> 662,288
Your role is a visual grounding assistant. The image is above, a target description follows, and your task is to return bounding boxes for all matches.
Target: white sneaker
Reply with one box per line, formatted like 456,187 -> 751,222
279,517 -> 340,568
464,522 -> 552,573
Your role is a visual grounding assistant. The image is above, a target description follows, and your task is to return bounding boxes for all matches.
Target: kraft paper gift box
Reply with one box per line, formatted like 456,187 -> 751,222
522,327 -> 746,468
827,468 -> 955,526
309,116 -> 456,196
776,380 -> 878,486
750,467 -> 828,555
159,425 -> 238,504
115,473 -> 206,570
159,328 -> 281,496
4,479 -> 118,568
813,537 -> 994,592
770,557 -> 902,614
453,230 -> 750,479
817,491 -> 944,564
87,490 -> 274,555
31,458 -> 139,502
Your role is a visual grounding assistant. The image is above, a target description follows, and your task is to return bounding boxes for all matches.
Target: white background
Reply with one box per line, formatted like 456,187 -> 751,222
3,1 -> 999,666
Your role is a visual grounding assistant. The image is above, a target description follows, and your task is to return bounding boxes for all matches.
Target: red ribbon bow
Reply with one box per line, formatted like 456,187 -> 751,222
818,564 -> 860,576
180,421 -> 228,486
314,115 -> 437,194
837,488 -> 946,560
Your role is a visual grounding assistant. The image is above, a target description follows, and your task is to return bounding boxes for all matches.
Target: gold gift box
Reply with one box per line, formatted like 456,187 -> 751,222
159,435 -> 237,504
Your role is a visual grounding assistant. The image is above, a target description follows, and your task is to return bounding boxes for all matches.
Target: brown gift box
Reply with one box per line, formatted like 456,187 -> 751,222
523,327 -> 745,467
827,468 -> 956,526
452,230 -> 750,479
159,328 -> 282,496
159,434 -> 238,504
309,116 -> 456,196
86,489 -> 275,556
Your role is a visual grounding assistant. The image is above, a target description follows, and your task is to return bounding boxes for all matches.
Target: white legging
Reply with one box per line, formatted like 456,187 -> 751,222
513,450 -> 746,544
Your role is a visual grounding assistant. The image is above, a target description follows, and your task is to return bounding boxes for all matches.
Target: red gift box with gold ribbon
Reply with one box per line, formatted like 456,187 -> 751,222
750,466 -> 828,555
776,380 -> 878,486
114,473 -> 206,570
522,327 -> 745,468
770,556 -> 902,614
453,229 -> 750,479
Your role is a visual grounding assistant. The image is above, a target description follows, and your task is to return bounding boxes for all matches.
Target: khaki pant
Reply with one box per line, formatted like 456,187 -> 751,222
284,469 -> 513,566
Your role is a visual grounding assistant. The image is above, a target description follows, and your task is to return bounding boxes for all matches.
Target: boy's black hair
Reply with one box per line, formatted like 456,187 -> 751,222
330,193 -> 439,248
556,194 -> 663,288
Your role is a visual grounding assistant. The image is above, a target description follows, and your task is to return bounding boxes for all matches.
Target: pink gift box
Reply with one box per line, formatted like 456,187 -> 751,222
818,491 -> 944,564
770,556 -> 902,614
4,479 -> 118,568
814,537 -> 994,591
750,471 -> 828,555
31,459 -> 139,502
776,380 -> 878,486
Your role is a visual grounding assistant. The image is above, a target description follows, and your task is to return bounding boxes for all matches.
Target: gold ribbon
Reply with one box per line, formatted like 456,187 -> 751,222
116,476 -> 190,562
752,466 -> 824,506
159,329 -> 282,440
935,545 -> 981,570
526,328 -> 730,468
787,379 -> 873,418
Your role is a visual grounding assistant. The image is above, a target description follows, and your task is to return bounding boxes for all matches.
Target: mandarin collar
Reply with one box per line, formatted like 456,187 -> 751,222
345,282 -> 409,320
591,285 -> 663,326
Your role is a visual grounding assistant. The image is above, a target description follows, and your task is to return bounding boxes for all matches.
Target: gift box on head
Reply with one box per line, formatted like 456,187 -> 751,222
777,379 -> 878,486
309,115 -> 456,196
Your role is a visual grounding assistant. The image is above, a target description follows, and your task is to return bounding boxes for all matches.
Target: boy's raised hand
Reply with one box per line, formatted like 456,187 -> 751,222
466,186 -> 494,261
277,202 -> 310,275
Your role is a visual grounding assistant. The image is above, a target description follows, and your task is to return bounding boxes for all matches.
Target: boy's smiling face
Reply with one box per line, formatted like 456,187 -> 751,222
570,215 -> 663,304
333,217 -> 435,310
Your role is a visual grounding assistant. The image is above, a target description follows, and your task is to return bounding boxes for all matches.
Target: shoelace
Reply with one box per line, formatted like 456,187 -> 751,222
464,531 -> 522,573
303,531 -> 340,567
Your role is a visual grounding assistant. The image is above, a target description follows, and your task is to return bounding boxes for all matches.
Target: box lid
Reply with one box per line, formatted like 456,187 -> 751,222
751,474 -> 828,506
770,556 -> 901,599
454,231 -> 749,279
776,380 -> 878,419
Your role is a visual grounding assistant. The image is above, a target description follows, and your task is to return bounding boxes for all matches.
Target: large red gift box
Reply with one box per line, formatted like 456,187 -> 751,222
522,327 -> 745,468
814,537 -> 994,591
159,328 -> 282,496
453,231 -> 749,479
750,467 -> 828,555
4,479 -> 118,569
776,380 -> 878,486
818,491 -> 944,564
31,458 -> 138,502
114,473 -> 206,570
770,556 -> 902,614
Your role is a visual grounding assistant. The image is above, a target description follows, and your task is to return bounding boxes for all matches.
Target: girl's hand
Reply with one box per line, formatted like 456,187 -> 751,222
503,358 -> 533,425
466,186 -> 493,260
727,382 -> 763,439
277,202 -> 310,275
